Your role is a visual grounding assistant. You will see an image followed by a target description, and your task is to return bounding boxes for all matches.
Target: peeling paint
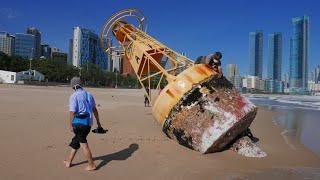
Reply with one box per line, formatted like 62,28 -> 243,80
162,76 -> 260,155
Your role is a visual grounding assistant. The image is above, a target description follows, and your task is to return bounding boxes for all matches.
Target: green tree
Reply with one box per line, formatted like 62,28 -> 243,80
0,53 -> 138,87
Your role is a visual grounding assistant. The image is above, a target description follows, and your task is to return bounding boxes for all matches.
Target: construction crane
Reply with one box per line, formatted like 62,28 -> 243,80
100,9 -> 264,156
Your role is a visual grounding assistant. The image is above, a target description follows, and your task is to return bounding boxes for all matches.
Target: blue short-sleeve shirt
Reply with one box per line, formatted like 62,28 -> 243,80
69,88 -> 96,126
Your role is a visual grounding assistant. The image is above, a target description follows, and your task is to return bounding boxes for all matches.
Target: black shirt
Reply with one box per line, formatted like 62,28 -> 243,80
209,58 -> 221,71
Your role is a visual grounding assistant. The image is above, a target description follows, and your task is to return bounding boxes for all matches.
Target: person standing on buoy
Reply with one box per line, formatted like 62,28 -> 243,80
195,51 -> 223,78
207,51 -> 223,78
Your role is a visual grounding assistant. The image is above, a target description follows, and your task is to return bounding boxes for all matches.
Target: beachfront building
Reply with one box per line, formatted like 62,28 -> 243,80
308,81 -> 320,96
68,39 -> 73,65
41,44 -> 51,59
311,65 -> 320,83
71,26 -> 108,70
0,69 -> 44,83
242,75 -> 265,93
0,32 -> 15,56
265,32 -> 284,94
14,33 -> 35,59
289,16 -> 309,94
226,64 -> 242,90
26,27 -> 41,59
268,32 -> 282,81
265,79 -> 284,94
52,52 -> 67,64
249,30 -> 263,79
0,70 -> 19,83
18,70 -> 45,82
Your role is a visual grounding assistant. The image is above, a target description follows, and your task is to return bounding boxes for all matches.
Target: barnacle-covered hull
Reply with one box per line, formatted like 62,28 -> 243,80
152,64 -> 258,154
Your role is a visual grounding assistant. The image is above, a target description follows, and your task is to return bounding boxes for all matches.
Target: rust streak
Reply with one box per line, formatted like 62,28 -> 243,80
166,89 -> 175,98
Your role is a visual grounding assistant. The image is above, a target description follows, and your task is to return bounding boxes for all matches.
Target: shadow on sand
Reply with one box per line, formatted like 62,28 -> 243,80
73,143 -> 139,170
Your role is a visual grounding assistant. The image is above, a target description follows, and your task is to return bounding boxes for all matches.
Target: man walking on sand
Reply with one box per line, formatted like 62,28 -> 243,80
64,77 -> 102,171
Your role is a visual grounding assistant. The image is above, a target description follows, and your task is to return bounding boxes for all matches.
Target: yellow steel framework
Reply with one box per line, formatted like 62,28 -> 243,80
101,9 -> 216,125
100,9 -> 194,104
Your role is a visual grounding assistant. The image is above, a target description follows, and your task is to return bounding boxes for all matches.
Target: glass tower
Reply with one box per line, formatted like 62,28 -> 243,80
41,44 -> 51,59
14,33 -> 35,59
289,16 -> 309,94
249,30 -> 263,79
68,39 -> 73,65
26,27 -> 41,59
268,32 -> 282,81
72,27 -> 108,70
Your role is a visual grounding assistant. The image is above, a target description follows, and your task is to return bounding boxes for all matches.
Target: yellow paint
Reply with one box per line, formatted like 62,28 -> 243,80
152,64 -> 216,126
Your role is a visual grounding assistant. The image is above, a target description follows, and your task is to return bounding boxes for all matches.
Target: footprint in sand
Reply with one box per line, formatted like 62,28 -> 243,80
46,145 -> 55,150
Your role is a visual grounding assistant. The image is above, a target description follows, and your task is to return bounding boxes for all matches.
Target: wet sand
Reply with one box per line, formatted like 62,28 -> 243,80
0,84 -> 319,179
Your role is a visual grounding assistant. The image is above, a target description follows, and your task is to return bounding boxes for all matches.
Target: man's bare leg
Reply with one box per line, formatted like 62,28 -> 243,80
64,148 -> 77,168
80,143 -> 96,171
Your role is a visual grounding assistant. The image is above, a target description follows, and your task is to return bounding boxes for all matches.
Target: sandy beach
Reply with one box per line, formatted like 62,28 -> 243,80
0,84 -> 320,179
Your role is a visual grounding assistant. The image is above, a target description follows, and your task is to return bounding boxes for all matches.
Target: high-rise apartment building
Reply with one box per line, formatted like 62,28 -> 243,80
14,33 -> 35,59
249,30 -> 263,79
72,27 -> 107,69
0,32 -> 15,56
226,64 -> 241,90
68,39 -> 73,65
289,16 -> 309,94
26,27 -> 41,59
41,44 -> 51,59
268,32 -> 282,81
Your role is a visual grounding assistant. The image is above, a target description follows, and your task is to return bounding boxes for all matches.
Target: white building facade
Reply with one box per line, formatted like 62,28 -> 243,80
226,64 -> 242,90
242,75 -> 265,92
0,70 -> 44,84
72,27 -> 108,70
0,70 -> 17,83
0,32 -> 15,56
308,81 -> 320,95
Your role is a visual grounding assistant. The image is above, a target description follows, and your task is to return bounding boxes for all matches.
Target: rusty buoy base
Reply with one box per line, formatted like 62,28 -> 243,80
161,76 -> 257,154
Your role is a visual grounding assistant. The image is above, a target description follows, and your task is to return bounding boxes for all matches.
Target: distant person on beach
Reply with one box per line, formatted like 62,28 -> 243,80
64,77 -> 102,171
144,87 -> 150,107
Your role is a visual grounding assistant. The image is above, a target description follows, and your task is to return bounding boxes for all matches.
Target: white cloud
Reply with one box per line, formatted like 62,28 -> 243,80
0,8 -> 19,19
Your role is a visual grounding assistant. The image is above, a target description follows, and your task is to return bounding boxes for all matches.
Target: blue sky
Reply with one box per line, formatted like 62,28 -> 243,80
0,0 -> 319,77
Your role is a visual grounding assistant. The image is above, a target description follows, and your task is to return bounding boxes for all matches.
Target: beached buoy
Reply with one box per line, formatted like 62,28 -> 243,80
100,9 -> 266,157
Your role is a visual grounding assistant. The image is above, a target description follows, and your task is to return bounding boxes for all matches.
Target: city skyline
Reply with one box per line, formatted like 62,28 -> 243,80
0,0 -> 319,76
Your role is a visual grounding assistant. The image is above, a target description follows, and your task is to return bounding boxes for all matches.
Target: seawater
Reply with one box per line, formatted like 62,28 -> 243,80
248,95 -> 320,157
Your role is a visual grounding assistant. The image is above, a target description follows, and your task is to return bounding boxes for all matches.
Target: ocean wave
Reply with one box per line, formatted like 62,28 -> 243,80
247,96 -> 320,111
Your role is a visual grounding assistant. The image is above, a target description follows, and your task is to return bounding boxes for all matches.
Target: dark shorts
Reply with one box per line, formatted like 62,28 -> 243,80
144,97 -> 149,103
69,124 -> 91,150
